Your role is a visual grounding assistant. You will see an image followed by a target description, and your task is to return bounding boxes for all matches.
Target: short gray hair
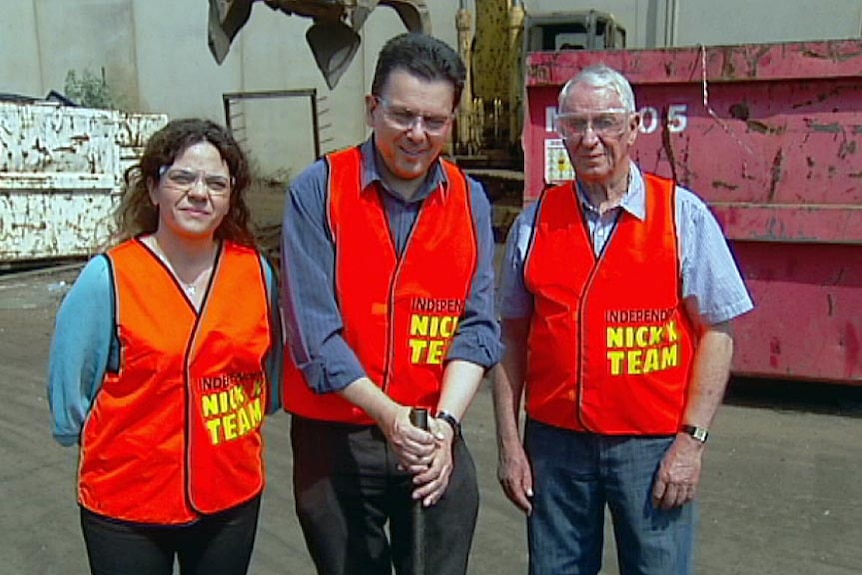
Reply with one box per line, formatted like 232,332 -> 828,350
558,63 -> 636,113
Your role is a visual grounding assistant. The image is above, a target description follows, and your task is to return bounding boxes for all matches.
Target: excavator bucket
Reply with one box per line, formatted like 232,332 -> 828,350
379,0 -> 429,34
303,1 -> 431,88
207,0 -> 431,88
208,0 -> 254,64
305,20 -> 361,89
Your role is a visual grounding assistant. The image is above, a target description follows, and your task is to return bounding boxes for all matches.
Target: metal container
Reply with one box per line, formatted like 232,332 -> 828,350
0,102 -> 167,264
522,39 -> 862,383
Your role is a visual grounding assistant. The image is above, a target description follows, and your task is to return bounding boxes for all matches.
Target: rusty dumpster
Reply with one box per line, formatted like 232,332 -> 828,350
0,102 -> 167,265
522,39 -> 862,383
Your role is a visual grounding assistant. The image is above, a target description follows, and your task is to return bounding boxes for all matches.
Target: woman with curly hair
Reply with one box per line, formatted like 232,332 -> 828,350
48,118 -> 282,575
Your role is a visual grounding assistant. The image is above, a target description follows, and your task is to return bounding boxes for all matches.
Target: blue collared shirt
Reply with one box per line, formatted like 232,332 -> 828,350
281,138 -> 503,394
499,163 -> 753,326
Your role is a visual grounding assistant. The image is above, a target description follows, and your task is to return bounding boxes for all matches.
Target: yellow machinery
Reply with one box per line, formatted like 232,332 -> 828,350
454,0 -> 626,168
450,1 -> 625,236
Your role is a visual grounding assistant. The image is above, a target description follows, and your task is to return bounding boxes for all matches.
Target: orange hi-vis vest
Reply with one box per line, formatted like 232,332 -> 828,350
523,173 -> 696,435
78,239 -> 272,524
284,146 -> 478,424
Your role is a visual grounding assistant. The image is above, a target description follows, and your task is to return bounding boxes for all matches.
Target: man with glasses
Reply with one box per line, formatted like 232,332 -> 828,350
493,64 -> 753,574
281,33 -> 502,575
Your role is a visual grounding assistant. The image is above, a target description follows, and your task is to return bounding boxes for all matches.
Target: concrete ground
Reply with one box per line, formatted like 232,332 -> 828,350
2,264 -> 862,575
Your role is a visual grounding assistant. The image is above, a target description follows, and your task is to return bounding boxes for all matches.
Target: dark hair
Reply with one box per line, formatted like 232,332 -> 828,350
371,33 -> 466,110
114,118 -> 255,246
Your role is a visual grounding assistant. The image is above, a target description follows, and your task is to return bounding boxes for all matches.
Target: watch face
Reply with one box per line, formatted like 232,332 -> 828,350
683,425 -> 708,442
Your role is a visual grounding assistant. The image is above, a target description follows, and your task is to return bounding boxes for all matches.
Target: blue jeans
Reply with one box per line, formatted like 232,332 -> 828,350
525,419 -> 696,575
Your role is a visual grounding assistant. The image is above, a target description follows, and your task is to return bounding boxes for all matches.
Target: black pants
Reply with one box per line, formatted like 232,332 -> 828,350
80,495 -> 261,575
291,415 -> 480,575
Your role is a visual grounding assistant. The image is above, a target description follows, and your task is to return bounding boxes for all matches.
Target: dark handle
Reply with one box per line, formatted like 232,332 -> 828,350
409,407 -> 429,575
409,407 -> 429,430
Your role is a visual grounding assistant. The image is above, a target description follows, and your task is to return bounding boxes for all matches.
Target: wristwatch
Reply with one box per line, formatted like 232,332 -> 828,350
680,424 -> 709,443
435,410 -> 462,438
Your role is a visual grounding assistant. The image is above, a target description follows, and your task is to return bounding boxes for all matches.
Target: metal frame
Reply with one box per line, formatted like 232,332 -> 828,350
222,89 -> 321,160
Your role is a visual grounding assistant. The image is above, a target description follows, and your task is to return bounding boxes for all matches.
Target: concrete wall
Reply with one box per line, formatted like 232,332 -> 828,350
1,1 -> 422,179
0,2 -> 42,98
2,0 -> 861,180
672,0 -> 862,46
517,0 -> 862,48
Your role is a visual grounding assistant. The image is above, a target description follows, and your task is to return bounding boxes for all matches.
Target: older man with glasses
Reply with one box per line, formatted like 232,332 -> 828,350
280,33 -> 502,575
493,63 -> 753,575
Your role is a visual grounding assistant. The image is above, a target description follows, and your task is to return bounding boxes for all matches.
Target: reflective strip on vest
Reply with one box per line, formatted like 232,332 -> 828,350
283,146 -> 478,424
78,239 -> 271,523
523,173 -> 695,434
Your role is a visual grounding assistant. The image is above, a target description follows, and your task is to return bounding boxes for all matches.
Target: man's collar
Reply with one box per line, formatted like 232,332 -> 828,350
359,137 -> 449,203
575,163 -> 645,221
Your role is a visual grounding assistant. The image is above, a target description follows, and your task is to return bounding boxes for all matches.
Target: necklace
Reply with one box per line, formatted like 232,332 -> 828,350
173,262 -> 212,299
146,237 -> 214,300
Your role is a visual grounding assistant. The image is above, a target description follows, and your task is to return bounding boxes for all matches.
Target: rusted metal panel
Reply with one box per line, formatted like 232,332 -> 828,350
522,39 -> 862,383
710,204 -> 862,244
525,40 -> 862,86
733,242 -> 861,382
0,102 -> 166,263
117,112 -> 170,174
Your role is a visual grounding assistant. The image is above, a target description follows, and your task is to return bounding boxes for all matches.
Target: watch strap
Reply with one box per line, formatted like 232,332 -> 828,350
436,410 -> 462,438
681,424 -> 708,443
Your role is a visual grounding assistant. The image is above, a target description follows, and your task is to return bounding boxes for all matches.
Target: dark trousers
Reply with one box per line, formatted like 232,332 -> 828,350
291,415 -> 480,575
80,495 -> 261,575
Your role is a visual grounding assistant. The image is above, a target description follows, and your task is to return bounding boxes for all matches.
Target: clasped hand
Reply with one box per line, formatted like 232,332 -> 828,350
383,406 -> 455,508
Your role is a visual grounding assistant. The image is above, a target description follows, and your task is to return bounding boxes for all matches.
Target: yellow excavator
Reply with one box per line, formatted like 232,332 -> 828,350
207,0 -> 430,89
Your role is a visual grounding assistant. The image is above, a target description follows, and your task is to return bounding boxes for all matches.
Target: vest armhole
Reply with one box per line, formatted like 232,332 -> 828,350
324,153 -> 336,241
102,253 -> 121,375
258,252 -> 278,347
451,163 -> 480,257
523,188 -> 549,281
646,174 -> 684,287
324,145 -> 363,243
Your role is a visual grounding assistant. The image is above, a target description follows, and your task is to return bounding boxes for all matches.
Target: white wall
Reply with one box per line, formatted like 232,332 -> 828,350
0,1 -> 426,178
673,0 -> 862,46
132,0 -> 240,119
515,0 -> 862,47
0,2 -> 42,97
2,0 -> 861,178
35,0 -> 139,107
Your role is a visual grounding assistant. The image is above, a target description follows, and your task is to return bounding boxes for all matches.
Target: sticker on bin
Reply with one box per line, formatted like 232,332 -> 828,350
544,139 -> 574,183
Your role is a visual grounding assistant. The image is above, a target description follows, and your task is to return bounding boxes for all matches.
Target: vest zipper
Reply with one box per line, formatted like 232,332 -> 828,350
577,209 -> 622,431
382,203 -> 425,394
183,242 -> 222,513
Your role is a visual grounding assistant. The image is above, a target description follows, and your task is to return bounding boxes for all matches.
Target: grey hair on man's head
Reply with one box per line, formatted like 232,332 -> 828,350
559,63 -> 637,113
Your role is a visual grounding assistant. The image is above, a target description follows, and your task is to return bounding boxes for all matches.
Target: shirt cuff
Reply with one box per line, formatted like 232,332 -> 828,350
446,331 -> 504,369
702,297 -> 755,326
53,433 -> 79,447
301,335 -> 367,394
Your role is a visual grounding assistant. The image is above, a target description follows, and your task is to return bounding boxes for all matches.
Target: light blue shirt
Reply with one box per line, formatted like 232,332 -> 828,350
499,163 -> 754,326
47,250 -> 283,446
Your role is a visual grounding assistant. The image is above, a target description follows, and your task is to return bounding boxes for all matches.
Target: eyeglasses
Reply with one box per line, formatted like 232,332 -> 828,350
373,96 -> 453,135
554,108 -> 631,139
159,167 -> 233,196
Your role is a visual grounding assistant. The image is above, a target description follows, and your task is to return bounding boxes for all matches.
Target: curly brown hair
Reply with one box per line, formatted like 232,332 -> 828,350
114,118 -> 255,246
